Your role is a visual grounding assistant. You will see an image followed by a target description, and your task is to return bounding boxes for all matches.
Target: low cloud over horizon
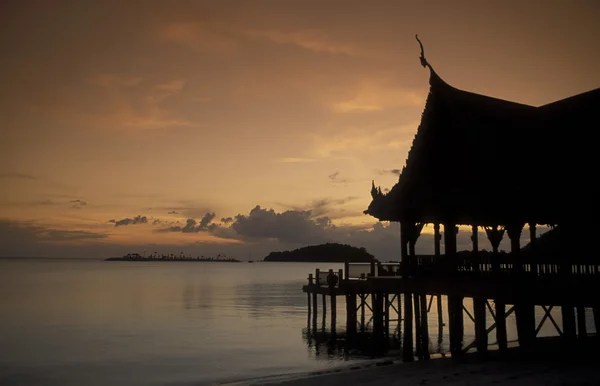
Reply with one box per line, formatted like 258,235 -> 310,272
0,199 -> 546,260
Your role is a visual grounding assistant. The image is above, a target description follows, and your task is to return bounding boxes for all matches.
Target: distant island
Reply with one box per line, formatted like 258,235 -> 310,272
263,243 -> 375,262
105,253 -> 241,262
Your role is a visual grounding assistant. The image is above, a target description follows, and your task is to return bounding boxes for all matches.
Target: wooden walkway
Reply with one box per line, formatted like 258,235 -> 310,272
302,256 -> 600,361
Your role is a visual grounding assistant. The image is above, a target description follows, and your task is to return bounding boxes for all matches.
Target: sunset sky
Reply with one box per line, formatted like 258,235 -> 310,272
1,0 -> 599,259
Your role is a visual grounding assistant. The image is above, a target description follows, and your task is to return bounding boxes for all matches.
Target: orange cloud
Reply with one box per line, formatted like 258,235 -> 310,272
332,82 -> 425,113
160,22 -> 238,54
244,28 -> 369,57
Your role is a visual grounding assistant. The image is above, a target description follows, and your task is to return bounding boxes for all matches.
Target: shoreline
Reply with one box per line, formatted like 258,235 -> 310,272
224,339 -> 600,386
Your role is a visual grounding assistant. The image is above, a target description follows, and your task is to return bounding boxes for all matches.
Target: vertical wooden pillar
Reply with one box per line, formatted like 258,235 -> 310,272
420,294 -> 430,359
576,307 -> 587,339
401,221 -> 414,362
329,270 -> 337,333
444,223 -> 457,267
529,223 -> 537,276
403,292 -> 414,361
437,295 -> 444,347
434,223 -> 443,350
508,223 -> 535,349
397,294 -> 402,339
308,273 -> 313,316
414,293 -> 422,358
471,225 -> 479,272
434,223 -> 441,257
384,293 -> 390,337
447,296 -> 464,357
495,301 -> 507,350
473,297 -> 487,355
485,226 -> 507,351
373,292 -> 384,340
562,304 -> 576,341
400,224 -> 408,263
346,294 -> 357,335
593,306 -> 600,338
444,222 -> 463,357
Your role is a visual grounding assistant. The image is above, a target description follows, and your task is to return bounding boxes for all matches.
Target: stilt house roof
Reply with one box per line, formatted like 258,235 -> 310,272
365,36 -> 600,226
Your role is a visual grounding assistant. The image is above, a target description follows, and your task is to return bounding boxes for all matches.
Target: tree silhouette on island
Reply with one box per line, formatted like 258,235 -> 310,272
263,242 -> 375,262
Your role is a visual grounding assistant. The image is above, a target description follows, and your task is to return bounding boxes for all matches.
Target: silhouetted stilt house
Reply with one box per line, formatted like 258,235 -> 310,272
365,36 -> 600,358
304,36 -> 600,362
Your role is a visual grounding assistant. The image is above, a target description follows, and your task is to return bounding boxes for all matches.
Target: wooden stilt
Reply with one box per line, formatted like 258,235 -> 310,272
346,294 -> 357,335
562,304 -> 576,341
495,301 -> 507,351
331,294 -> 337,332
414,293 -> 422,358
576,306 -> 587,339
437,295 -> 444,348
594,306 -> 600,336
397,293 -> 402,339
384,293 -> 390,338
360,294 -> 366,331
420,294 -> 430,359
373,292 -> 384,340
403,292 -> 414,362
474,297 -> 487,355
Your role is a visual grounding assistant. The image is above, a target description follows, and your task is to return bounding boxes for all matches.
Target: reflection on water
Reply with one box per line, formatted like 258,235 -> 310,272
0,259 -> 597,386
0,259 -> 354,386
299,291 -> 598,362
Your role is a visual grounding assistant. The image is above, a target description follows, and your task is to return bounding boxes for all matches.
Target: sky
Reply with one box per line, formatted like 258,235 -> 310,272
1,0 -> 599,259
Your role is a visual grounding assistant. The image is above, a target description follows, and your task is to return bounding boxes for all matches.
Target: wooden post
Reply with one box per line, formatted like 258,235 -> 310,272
471,225 -> 479,272
437,295 -> 444,348
400,223 -> 408,261
562,304 -> 576,341
403,292 -> 414,361
360,295 -> 366,331
397,293 -> 402,338
508,223 -> 535,349
471,225 -> 479,251
308,273 -> 313,315
420,294 -> 430,359
576,307 -> 587,339
329,269 -> 337,332
529,223 -> 537,276
384,293 -> 390,337
444,222 -> 463,357
414,293 -> 422,358
434,224 -> 443,350
593,306 -> 600,338
434,223 -> 441,257
495,301 -> 507,351
346,294 -> 357,335
449,296 -> 464,356
373,292 -> 384,340
474,297 -> 487,356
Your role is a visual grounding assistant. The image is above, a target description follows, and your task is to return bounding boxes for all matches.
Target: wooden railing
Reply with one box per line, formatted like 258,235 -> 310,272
401,254 -> 600,278
341,255 -> 599,281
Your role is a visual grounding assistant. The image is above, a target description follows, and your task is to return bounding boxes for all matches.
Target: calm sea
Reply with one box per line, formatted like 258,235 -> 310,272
0,258 -> 595,385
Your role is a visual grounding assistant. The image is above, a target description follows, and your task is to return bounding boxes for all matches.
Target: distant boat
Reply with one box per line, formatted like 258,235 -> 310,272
248,260 -> 254,263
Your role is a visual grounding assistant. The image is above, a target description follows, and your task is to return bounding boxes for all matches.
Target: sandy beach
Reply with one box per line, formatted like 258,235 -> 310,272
233,342 -> 600,386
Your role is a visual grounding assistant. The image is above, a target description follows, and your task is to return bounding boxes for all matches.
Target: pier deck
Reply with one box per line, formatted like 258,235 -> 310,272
302,256 -> 600,361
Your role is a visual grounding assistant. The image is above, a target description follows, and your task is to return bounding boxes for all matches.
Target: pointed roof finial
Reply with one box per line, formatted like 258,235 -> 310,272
415,34 -> 428,69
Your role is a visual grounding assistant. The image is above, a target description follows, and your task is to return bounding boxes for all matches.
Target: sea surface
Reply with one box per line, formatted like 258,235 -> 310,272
0,258 -> 596,386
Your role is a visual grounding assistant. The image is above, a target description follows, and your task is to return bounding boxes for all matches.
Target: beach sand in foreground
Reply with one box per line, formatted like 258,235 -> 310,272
233,342 -> 600,386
